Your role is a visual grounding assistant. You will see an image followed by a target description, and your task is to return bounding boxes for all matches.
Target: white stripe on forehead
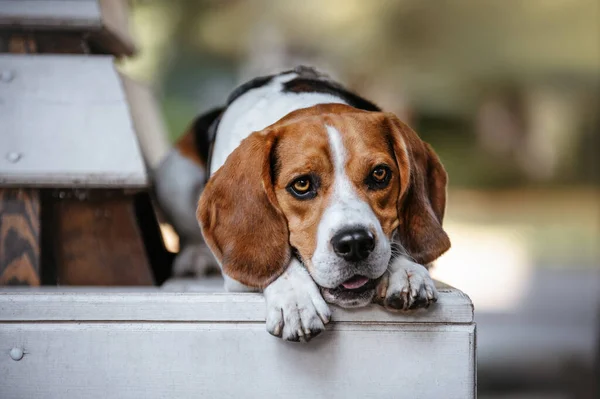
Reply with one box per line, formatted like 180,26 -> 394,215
309,124 -> 389,288
326,124 -> 347,178
324,124 -> 367,222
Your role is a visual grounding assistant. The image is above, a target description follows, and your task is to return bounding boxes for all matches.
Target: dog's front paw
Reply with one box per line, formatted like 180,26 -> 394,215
263,260 -> 331,342
376,257 -> 438,311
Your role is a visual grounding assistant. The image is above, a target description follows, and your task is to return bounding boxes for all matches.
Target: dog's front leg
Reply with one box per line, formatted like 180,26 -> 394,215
375,256 -> 438,311
263,259 -> 332,342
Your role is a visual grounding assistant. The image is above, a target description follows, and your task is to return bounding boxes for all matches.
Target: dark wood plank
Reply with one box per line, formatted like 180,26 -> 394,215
51,196 -> 155,286
7,32 -> 37,53
0,189 -> 41,286
0,31 -> 90,54
34,32 -> 90,54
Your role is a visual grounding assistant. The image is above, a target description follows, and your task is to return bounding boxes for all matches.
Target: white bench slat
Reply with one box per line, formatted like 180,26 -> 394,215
0,286 -> 473,324
1,322 -> 476,399
0,285 -> 475,398
0,54 -> 148,187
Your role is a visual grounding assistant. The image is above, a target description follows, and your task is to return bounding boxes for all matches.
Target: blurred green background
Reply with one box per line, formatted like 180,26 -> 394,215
121,1 -> 599,192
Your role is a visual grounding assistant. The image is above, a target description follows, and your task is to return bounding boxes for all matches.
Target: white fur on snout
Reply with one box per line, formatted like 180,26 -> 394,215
263,259 -> 331,342
310,125 -> 391,288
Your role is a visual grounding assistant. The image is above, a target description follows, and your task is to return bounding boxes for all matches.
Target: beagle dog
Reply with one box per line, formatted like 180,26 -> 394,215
155,66 -> 450,342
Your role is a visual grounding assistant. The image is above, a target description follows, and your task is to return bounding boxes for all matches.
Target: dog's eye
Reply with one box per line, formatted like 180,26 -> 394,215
287,175 -> 317,200
372,167 -> 388,182
366,165 -> 391,189
293,178 -> 311,192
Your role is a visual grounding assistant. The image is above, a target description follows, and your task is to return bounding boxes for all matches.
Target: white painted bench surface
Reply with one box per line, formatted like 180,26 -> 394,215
0,283 -> 475,399
0,54 -> 148,187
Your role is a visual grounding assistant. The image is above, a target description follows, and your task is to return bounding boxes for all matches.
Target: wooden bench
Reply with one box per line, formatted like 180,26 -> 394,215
0,281 -> 475,398
0,0 -> 172,287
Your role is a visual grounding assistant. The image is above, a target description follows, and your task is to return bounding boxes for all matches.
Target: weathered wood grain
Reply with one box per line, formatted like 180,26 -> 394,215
0,31 -> 90,54
5,32 -> 37,53
0,189 -> 40,286
49,196 -> 155,286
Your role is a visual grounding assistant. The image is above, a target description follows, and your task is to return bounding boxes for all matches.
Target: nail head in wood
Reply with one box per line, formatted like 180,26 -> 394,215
9,347 -> 24,361
5,152 -> 22,163
0,70 -> 14,82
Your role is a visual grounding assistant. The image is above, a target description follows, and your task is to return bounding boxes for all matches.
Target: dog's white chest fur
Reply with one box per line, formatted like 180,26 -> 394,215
210,73 -> 346,174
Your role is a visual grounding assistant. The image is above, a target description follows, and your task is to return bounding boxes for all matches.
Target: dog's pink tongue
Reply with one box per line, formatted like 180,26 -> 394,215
341,275 -> 369,290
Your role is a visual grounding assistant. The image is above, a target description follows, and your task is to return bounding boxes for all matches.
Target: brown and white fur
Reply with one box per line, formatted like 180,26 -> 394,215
155,67 -> 450,342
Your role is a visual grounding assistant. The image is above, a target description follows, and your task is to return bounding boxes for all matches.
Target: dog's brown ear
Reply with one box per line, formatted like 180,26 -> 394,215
386,114 -> 451,265
197,131 -> 290,288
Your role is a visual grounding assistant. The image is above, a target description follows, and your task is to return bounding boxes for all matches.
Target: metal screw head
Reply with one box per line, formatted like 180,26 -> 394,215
5,152 -> 22,163
0,70 -> 14,82
9,347 -> 24,361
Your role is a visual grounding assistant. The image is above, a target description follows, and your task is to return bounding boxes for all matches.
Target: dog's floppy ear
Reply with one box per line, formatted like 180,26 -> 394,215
385,114 -> 451,265
197,130 -> 290,288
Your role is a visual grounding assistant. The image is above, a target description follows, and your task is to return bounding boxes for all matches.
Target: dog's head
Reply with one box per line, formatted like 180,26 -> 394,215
198,103 -> 450,307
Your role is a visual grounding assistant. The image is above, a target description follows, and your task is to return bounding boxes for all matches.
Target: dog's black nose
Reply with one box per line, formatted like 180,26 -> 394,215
331,228 -> 375,262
